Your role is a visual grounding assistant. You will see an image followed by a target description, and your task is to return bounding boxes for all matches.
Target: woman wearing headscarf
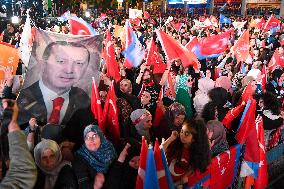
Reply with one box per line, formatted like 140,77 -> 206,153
175,74 -> 194,119
72,124 -> 117,189
105,138 -> 141,189
123,109 -> 153,143
33,139 -> 77,189
154,102 -> 186,142
193,77 -> 215,117
206,120 -> 229,157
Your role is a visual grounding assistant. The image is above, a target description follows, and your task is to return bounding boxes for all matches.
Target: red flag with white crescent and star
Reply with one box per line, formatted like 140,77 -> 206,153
199,31 -> 231,55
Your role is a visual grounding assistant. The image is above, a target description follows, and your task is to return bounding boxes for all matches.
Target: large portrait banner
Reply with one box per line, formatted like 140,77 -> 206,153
17,29 -> 103,125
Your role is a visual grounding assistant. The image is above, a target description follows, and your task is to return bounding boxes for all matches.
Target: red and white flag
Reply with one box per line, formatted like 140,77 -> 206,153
91,78 -> 104,132
154,140 -> 169,189
69,16 -> 97,35
153,89 -> 165,127
209,145 -> 242,189
222,103 -> 245,129
104,29 -> 121,82
232,30 -> 250,63
145,38 -> 166,74
156,29 -> 199,70
209,16 -> 218,27
145,38 -> 164,66
185,37 -> 198,52
170,21 -> 183,32
268,49 -> 280,72
102,82 -> 120,145
254,116 -> 268,189
199,31 -> 231,55
263,17 -> 280,31
144,11 -> 150,20
136,137 -> 148,189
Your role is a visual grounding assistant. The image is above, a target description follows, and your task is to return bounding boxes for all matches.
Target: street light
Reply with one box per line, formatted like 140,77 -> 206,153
85,11 -> 91,18
11,15 -> 20,24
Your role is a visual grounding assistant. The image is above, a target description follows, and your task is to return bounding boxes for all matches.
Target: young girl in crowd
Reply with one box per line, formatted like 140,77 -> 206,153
163,119 -> 211,187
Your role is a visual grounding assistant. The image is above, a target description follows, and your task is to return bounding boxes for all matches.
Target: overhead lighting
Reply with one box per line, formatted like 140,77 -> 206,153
11,16 -> 20,24
85,11 -> 91,18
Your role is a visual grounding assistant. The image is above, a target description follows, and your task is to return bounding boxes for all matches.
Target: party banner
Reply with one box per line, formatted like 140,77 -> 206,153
17,29 -> 103,125
0,42 -> 19,81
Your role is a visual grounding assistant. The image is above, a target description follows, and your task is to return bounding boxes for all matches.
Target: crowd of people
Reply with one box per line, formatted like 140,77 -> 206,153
0,4 -> 283,189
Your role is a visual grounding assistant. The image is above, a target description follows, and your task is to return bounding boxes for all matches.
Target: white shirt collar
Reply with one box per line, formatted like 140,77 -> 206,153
39,79 -> 70,124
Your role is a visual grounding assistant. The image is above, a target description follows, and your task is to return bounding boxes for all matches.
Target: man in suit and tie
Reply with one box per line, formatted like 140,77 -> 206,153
17,41 -> 94,145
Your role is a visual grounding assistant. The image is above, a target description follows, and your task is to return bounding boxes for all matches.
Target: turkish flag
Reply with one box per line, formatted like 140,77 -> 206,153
255,18 -> 265,29
69,17 -> 96,35
154,140 -> 169,189
209,15 -> 218,27
136,137 -> 148,189
233,30 -> 250,63
102,82 -> 120,145
104,30 -> 121,82
199,31 -> 231,55
156,29 -> 199,70
185,37 -> 198,52
241,83 -> 254,104
130,18 -> 141,26
268,49 -> 280,72
153,89 -> 165,127
209,145 -> 242,189
222,103 -> 245,129
236,98 -> 257,144
145,39 -> 164,67
145,39 -> 166,74
91,79 -> 105,132
263,17 -> 280,31
170,21 -> 183,31
144,11 -> 150,20
150,19 -> 156,25
254,117 -> 268,189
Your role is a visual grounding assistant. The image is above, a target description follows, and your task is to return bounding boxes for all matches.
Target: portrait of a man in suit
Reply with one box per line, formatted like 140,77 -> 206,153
17,41 -> 93,126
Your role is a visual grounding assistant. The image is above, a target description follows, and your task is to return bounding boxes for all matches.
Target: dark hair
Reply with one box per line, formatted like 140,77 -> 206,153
202,101 -> 217,123
208,87 -> 228,107
42,41 -> 91,63
167,119 -> 211,173
261,92 -> 281,115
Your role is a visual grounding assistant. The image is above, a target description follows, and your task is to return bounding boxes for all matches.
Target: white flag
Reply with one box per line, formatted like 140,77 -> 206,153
19,10 -> 32,67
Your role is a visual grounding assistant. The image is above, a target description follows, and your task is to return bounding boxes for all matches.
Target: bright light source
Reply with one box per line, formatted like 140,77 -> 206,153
85,11 -> 91,18
11,16 -> 20,24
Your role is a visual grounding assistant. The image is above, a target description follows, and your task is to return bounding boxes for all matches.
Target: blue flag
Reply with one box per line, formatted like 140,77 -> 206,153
219,3 -> 227,12
270,25 -> 280,34
220,14 -> 231,25
144,148 -> 160,189
160,148 -> 175,189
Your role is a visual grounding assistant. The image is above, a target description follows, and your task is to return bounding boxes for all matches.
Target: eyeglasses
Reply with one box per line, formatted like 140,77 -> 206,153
180,129 -> 191,137
188,78 -> 193,82
85,134 -> 99,141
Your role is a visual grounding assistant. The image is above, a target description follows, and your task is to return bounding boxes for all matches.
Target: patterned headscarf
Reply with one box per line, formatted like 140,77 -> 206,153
130,109 -> 152,141
165,102 -> 186,123
176,74 -> 193,118
76,124 -> 117,173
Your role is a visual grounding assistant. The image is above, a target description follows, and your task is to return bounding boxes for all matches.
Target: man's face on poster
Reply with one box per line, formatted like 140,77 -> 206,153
42,43 -> 89,94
